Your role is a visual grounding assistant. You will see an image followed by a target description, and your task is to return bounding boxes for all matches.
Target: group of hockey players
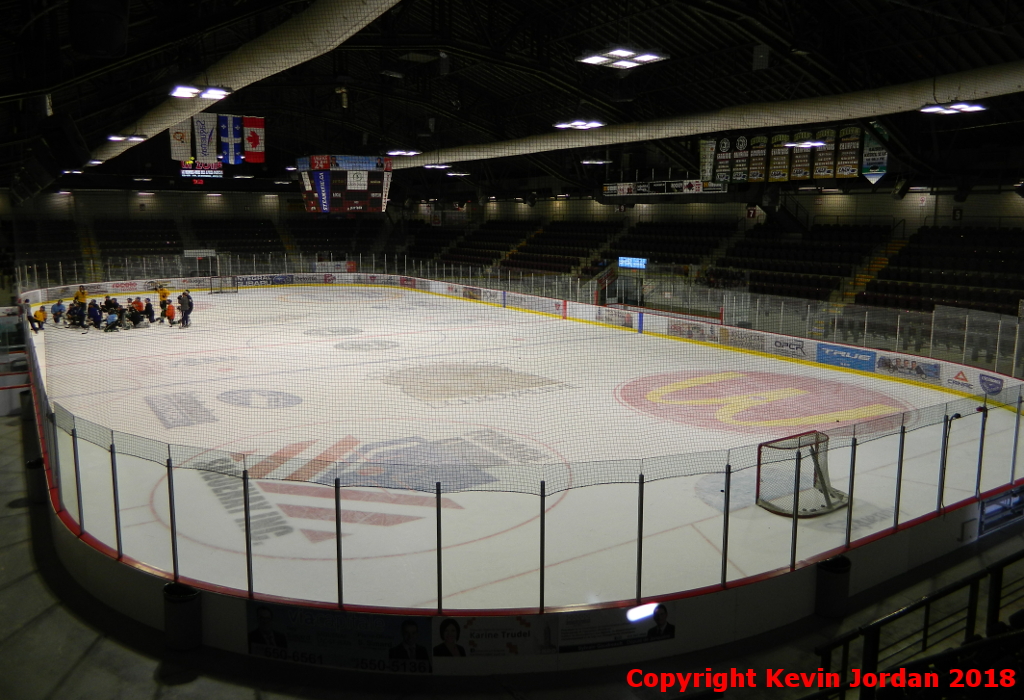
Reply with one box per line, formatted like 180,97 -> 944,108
27,284 -> 194,333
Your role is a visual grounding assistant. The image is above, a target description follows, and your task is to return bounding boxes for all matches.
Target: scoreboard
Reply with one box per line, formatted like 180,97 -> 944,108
296,155 -> 393,213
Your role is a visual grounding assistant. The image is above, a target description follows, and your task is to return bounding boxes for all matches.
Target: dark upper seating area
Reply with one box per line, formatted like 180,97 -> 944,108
609,221 -> 734,266
440,220 -> 536,266
92,219 -> 183,257
285,218 -> 384,257
856,225 -> 1024,315
13,220 -> 82,265
192,219 -> 284,255
402,223 -> 464,260
715,223 -> 888,301
501,220 -> 619,274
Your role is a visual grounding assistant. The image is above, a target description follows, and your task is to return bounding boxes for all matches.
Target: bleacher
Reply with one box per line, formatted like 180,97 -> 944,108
856,225 -> 1024,316
13,220 -> 82,265
501,220 -> 619,274
440,220 -> 536,266
608,221 -> 734,266
191,219 -> 284,255
284,218 -> 384,257
714,223 -> 888,301
92,219 -> 183,257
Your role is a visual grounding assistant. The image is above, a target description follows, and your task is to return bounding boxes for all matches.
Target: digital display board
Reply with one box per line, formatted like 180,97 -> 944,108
618,256 -> 648,270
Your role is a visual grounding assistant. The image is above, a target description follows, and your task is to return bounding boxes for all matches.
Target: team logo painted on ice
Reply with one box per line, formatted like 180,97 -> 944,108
617,370 -> 909,435
154,420 -> 569,560
218,389 -> 302,409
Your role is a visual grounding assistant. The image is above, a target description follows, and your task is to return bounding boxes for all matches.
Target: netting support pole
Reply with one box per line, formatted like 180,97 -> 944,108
335,477 -> 343,608
1007,390 -> 1015,483
50,412 -> 63,513
938,415 -> 950,511
893,426 -> 906,531
845,437 -> 858,547
975,404 -> 989,498
721,462 -> 731,587
110,436 -> 123,560
436,482 -> 443,615
789,450 -> 801,572
636,474 -> 645,604
72,427 -> 84,536
962,316 -> 970,365
243,469 -> 254,598
167,455 -> 179,582
539,480 -> 546,613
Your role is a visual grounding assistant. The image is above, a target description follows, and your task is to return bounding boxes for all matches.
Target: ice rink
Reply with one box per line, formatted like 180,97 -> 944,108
34,284 -> 1023,610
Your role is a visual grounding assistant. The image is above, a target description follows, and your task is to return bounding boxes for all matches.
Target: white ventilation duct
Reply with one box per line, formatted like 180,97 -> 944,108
392,59 -> 1024,169
92,0 -> 400,164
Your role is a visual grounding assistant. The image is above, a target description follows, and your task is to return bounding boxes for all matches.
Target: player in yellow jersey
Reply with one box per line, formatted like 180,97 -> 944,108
157,285 -> 171,323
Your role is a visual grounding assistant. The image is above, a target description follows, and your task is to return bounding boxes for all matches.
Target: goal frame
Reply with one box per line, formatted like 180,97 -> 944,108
756,430 -> 849,518
210,275 -> 239,294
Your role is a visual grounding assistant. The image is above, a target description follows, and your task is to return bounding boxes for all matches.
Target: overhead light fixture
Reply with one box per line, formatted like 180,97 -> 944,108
57,190 -> 71,195
86,159 -> 103,166
62,169 -> 84,174
783,140 -> 827,148
206,193 -> 222,197
577,47 -> 668,69
446,171 -> 470,176
137,192 -> 155,196
133,177 -> 152,182
199,87 -> 232,100
554,120 -> 605,130
170,85 -> 201,98
581,159 -> 612,165
234,175 -> 254,179
285,166 -> 297,171
920,102 -> 986,114
424,163 -> 451,169
386,149 -> 421,156
273,180 -> 291,185
108,134 -> 148,142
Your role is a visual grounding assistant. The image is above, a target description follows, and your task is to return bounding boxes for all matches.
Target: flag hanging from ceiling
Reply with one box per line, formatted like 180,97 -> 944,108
169,118 -> 192,160
218,114 -> 244,164
193,113 -> 218,161
243,116 -> 265,163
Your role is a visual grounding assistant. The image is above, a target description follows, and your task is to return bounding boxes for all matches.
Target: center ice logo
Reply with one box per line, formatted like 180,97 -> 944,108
617,370 -> 908,435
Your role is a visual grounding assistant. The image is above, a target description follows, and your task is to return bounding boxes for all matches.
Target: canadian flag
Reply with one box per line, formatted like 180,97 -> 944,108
243,116 -> 265,163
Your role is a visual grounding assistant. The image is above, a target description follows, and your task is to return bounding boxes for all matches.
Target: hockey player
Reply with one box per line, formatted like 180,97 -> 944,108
87,300 -> 103,328
157,285 -> 170,322
31,306 -> 47,333
50,299 -> 66,326
143,299 -> 155,323
178,290 -> 193,328
73,285 -> 88,305
165,301 -> 177,326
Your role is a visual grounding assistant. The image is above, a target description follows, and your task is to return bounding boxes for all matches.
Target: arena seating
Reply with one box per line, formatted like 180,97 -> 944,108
608,221 -> 734,265
501,220 -> 619,274
12,220 -> 83,266
714,223 -> 886,301
191,219 -> 284,255
285,218 -> 384,258
402,223 -> 465,260
856,225 -> 1024,316
92,219 -> 183,257
440,220 -> 536,266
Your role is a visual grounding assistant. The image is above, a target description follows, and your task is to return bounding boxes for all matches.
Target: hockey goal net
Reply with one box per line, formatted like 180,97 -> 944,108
210,275 -> 239,293
756,431 -> 848,517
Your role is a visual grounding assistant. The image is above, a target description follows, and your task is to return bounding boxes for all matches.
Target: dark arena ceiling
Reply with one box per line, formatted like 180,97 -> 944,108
3,0 -> 1024,204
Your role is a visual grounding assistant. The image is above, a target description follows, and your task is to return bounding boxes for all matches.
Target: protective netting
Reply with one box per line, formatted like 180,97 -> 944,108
34,274 -> 1023,496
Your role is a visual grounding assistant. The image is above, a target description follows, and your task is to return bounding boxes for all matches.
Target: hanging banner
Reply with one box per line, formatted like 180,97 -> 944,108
813,128 -> 837,179
730,134 -> 750,182
193,113 -> 218,161
312,171 -> 330,213
218,115 -> 244,165
861,128 -> 888,184
243,116 -> 265,163
789,130 -> 813,181
699,139 -> 716,182
836,125 -> 862,178
169,118 -> 192,161
747,134 -> 769,182
713,136 -> 733,183
768,133 -> 791,182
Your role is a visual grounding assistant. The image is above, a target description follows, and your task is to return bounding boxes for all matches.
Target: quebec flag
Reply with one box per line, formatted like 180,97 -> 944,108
219,114 -> 244,165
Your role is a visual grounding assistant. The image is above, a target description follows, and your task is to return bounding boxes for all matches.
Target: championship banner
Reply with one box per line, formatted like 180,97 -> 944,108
312,171 -> 330,213
193,113 -> 218,161
731,134 -> 750,182
699,139 -> 716,182
861,127 -> 888,184
218,115 -> 244,165
169,118 -> 192,160
813,128 -> 837,179
713,136 -> 733,183
768,133 -> 791,182
243,116 -> 265,163
747,134 -> 769,182
789,130 -> 813,180
836,125 -> 862,178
